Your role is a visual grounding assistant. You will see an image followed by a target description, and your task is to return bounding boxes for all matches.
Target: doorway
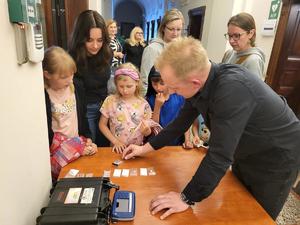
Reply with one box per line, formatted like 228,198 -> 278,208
266,0 -> 300,115
42,0 -> 88,49
114,1 -> 144,39
188,6 -> 206,40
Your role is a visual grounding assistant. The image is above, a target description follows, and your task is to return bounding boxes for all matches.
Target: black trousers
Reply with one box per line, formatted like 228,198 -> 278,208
232,163 -> 298,220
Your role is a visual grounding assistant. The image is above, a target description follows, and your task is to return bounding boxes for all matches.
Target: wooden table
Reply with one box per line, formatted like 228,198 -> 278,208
59,146 -> 275,225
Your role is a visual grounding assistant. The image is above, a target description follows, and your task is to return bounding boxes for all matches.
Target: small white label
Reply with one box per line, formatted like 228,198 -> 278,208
121,169 -> 130,177
27,6 -> 35,18
140,168 -> 148,176
113,169 -> 122,177
64,188 -> 82,204
80,188 -> 95,204
64,169 -> 79,178
103,170 -> 111,178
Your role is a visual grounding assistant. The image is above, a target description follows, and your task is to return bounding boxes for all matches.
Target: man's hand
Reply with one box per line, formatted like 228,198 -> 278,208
149,191 -> 189,220
122,143 -> 154,160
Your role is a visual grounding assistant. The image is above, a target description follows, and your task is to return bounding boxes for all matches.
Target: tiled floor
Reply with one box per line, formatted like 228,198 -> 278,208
276,191 -> 300,225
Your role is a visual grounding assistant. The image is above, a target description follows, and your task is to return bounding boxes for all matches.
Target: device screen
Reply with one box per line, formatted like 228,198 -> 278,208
116,199 -> 129,212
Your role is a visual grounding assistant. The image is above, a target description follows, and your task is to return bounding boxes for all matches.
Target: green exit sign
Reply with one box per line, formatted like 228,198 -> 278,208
269,0 -> 281,20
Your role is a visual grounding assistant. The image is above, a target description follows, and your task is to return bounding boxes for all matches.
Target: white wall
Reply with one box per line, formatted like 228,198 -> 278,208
89,0 -> 102,12
230,0 -> 278,74
101,0 -> 114,20
179,0 -> 277,71
0,1 -> 52,225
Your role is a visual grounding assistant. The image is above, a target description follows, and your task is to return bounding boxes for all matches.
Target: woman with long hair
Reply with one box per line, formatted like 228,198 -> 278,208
68,10 -> 112,146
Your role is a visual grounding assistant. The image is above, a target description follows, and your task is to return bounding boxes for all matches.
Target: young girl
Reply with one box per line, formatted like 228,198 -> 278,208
99,63 -> 161,153
146,67 -> 193,148
68,10 -> 112,147
43,46 -> 97,181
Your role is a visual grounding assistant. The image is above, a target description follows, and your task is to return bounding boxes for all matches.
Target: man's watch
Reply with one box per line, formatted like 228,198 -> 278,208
180,192 -> 195,206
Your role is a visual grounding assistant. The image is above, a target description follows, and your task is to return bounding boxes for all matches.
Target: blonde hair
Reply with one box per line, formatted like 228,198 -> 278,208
42,46 -> 76,77
158,8 -> 184,39
106,19 -> 117,28
127,26 -> 146,47
155,37 -> 209,78
114,63 -> 142,97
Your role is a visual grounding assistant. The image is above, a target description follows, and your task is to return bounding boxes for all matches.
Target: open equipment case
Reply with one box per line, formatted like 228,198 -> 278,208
36,177 -> 119,225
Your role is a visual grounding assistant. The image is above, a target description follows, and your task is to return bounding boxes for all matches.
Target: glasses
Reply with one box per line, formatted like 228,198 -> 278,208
224,32 -> 247,41
136,32 -> 143,35
165,26 -> 182,33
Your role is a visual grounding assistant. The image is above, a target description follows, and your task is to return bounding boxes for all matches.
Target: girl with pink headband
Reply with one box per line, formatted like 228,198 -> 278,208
99,63 -> 161,153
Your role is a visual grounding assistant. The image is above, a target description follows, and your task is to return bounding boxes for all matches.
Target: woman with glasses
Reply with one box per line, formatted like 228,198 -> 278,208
140,8 -> 184,96
222,12 -> 266,80
123,26 -> 146,69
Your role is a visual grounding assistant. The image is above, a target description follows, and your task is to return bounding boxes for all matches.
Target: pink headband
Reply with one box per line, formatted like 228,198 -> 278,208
115,68 -> 140,81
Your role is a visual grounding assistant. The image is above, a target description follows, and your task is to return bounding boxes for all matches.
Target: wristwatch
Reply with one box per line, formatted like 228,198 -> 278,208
180,192 -> 195,206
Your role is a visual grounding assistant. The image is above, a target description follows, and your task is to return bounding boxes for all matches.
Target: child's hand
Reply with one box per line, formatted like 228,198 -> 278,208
113,140 -> 127,154
193,135 -> 202,147
155,93 -> 167,107
182,139 -> 194,150
140,120 -> 151,136
83,138 -> 98,156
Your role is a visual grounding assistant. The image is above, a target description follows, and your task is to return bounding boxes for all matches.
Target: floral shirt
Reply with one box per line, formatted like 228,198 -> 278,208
47,84 -> 78,138
100,95 -> 152,145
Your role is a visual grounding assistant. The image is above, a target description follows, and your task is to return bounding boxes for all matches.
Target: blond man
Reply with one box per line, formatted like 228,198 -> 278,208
123,37 -> 300,220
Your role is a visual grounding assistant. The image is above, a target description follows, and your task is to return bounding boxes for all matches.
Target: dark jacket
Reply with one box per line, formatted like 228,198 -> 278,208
149,62 -> 300,202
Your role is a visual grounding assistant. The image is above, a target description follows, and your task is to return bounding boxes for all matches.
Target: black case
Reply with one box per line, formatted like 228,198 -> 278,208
36,177 -> 112,225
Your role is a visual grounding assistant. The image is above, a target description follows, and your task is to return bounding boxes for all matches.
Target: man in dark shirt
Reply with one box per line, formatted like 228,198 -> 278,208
122,37 -> 300,220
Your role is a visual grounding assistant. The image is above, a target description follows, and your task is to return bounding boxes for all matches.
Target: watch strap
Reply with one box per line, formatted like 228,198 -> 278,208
180,192 -> 195,206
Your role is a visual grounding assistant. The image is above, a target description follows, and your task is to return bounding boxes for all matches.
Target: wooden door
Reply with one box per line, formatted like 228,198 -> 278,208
42,0 -> 88,49
64,0 -> 88,40
266,0 -> 300,115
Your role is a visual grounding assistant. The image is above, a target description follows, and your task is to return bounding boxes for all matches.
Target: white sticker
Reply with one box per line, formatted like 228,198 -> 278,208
64,188 -> 82,204
113,169 -> 122,177
121,169 -> 129,177
80,188 -> 95,204
64,169 -> 79,178
27,6 -> 35,18
103,170 -> 111,178
140,168 -> 148,176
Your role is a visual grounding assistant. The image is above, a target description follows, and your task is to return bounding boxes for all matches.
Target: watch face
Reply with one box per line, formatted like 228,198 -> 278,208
180,193 -> 195,205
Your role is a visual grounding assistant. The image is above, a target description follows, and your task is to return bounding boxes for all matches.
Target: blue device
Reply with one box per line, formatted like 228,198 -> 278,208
111,190 -> 135,221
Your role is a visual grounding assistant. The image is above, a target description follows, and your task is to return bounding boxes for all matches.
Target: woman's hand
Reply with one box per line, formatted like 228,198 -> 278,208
115,51 -> 124,59
149,191 -> 190,220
